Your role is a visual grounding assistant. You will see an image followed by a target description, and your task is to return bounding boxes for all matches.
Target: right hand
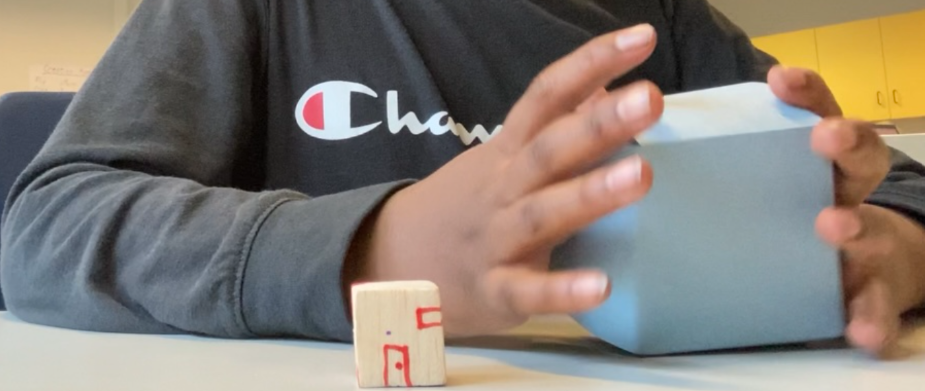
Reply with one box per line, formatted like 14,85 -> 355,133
350,24 -> 664,337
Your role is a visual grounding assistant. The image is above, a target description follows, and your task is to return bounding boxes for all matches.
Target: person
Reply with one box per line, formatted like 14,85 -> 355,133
1,0 -> 924,357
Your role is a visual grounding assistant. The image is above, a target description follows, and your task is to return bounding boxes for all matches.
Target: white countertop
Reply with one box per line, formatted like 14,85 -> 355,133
883,133 -> 925,162
1,312 -> 923,391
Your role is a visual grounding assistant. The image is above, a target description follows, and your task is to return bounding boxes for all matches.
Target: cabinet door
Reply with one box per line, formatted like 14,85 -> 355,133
816,19 -> 891,121
881,9 -> 925,119
751,29 -> 819,73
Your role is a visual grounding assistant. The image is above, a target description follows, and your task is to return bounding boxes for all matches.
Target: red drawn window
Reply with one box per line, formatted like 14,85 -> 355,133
415,307 -> 442,330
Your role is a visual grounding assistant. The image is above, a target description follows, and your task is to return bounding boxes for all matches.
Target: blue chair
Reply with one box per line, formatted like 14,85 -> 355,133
0,92 -> 75,310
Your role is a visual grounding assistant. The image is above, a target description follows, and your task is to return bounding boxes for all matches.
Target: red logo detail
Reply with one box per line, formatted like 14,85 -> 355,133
416,307 -> 442,330
304,92 -> 324,130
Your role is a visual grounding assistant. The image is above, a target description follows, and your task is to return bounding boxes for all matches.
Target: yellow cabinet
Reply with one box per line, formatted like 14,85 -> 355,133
751,29 -> 819,73
815,19 -> 891,121
752,9 -> 925,121
881,9 -> 925,119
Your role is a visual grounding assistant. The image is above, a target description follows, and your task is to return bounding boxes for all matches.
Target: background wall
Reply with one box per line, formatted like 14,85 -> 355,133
0,1 -> 921,94
708,0 -> 925,37
0,0 -> 139,95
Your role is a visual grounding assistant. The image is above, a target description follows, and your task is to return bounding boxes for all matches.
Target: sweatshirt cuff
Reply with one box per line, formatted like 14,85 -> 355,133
867,186 -> 925,229
240,180 -> 413,341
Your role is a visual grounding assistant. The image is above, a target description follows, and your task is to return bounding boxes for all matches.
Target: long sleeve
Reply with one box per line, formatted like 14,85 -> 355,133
0,0 -> 404,341
867,149 -> 925,227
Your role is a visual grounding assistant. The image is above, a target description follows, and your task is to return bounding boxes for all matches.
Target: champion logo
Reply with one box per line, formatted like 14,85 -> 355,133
294,81 -> 500,145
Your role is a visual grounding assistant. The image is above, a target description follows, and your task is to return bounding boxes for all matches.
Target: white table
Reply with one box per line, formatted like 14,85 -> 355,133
1,312 -> 923,391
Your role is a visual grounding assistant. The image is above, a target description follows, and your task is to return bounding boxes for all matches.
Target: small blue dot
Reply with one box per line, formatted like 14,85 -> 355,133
386,331 -> 392,336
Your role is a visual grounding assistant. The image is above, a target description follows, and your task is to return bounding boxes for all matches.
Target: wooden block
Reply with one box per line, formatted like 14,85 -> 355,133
352,281 -> 446,388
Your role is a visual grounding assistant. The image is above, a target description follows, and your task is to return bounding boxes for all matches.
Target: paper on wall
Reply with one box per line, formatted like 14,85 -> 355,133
29,64 -> 93,92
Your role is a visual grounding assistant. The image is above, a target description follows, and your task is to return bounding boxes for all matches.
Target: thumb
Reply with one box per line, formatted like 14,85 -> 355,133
768,65 -> 843,118
846,278 -> 901,356
486,267 -> 611,317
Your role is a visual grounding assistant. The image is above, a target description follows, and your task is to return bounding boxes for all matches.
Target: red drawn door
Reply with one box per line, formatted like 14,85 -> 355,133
383,345 -> 412,387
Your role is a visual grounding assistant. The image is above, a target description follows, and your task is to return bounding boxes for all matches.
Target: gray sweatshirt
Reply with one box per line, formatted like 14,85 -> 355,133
2,0 -> 924,342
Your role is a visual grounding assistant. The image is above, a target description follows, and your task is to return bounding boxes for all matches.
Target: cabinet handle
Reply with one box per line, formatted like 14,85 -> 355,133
878,91 -> 885,106
893,90 -> 901,105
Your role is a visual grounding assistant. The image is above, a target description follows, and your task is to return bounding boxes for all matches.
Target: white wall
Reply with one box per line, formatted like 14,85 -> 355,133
3,1 -> 924,94
709,0 -> 925,37
0,0 -> 138,95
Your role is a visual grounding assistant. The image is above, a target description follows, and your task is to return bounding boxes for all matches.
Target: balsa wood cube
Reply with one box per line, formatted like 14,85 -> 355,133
352,281 -> 446,388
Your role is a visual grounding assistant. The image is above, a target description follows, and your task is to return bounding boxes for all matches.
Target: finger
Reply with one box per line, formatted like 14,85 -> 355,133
494,24 -> 657,153
816,205 -> 899,269
816,206 -> 869,299
768,65 -> 842,117
576,88 -> 610,114
817,206 -> 888,303
827,205 -> 925,314
816,204 -> 905,354
816,206 -> 864,246
505,82 -> 663,196
811,119 -> 891,205
486,267 -> 611,316
495,155 -> 652,258
845,278 -> 901,356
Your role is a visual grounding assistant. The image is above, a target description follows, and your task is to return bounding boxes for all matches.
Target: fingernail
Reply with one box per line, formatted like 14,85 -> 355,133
823,120 -> 857,152
615,24 -> 655,51
605,155 -> 642,191
616,86 -> 651,122
574,274 -> 610,298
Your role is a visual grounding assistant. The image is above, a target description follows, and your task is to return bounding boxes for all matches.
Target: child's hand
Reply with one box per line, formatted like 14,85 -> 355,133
769,66 -> 925,356
347,24 -> 664,337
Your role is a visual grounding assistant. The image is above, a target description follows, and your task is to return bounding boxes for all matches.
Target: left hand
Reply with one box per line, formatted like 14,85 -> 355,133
768,66 -> 925,356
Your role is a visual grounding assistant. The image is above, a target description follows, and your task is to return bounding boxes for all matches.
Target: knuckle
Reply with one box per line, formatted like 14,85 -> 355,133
506,303 -> 531,320
835,187 -> 860,206
861,156 -> 890,184
575,45 -> 601,74
461,225 -> 482,244
519,200 -> 547,238
507,314 -> 530,328
527,72 -> 559,102
506,294 -> 531,318
875,237 -> 899,259
851,236 -> 894,262
494,279 -> 528,317
578,174 -> 602,206
584,109 -> 609,141
875,147 -> 892,176
528,137 -> 556,173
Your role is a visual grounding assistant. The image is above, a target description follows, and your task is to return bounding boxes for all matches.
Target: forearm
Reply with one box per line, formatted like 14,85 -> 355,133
876,212 -> 925,314
1,161 -> 410,339
0,0 -> 392,341
866,148 -> 925,312
2,164 -> 295,335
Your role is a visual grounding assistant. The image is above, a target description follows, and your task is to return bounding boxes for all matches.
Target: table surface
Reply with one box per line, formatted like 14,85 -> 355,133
1,312 -> 924,391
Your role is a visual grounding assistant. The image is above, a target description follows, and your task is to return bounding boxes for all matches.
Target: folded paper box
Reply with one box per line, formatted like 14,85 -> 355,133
552,82 -> 844,355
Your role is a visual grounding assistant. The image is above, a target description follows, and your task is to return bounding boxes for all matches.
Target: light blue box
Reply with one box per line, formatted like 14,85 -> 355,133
551,83 -> 845,355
